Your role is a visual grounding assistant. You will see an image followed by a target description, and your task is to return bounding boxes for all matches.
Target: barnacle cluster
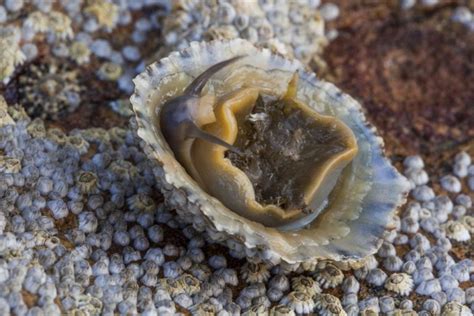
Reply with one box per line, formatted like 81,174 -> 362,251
160,0 -> 328,63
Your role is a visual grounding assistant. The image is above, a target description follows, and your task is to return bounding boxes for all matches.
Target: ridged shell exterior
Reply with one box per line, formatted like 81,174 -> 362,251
131,39 -> 410,264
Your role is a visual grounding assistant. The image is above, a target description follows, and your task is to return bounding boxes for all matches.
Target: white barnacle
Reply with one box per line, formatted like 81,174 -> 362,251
0,27 -> 25,81
313,293 -> 346,316
442,220 -> 471,242
441,301 -> 472,316
0,97 -> 14,127
84,0 -> 119,31
69,41 -> 91,65
241,261 -> 270,284
461,215 -> 474,234
384,273 -> 414,296
0,156 -> 21,174
24,11 -> 49,33
280,291 -> 315,315
47,11 -> 73,40
291,276 -> 321,296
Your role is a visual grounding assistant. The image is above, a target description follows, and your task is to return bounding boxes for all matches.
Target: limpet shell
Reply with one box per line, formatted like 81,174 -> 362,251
131,39 -> 409,264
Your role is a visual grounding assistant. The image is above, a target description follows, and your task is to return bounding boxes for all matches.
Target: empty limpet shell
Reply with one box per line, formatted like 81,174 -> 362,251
131,39 -> 410,264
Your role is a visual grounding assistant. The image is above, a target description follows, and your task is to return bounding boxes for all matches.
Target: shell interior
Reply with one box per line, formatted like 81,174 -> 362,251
131,39 -> 410,263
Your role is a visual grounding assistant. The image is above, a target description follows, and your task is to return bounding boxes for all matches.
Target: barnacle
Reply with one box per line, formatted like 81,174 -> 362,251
313,294 -> 346,316
175,273 -> 201,296
384,273 -> 414,296
7,104 -> 29,122
461,216 -> 474,234
159,1 -> 326,64
0,97 -> 14,127
27,118 -> 47,138
388,310 -> 418,316
291,276 -> 321,296
190,303 -> 216,316
84,0 -> 119,31
280,291 -> 315,315
47,11 -> 73,40
360,307 -> 379,316
159,278 -> 185,297
18,61 -> 81,120
313,263 -> 344,289
132,39 -> 409,264
442,220 -> 471,242
76,171 -> 98,194
441,301 -> 471,315
241,261 -> 270,283
67,135 -> 90,155
270,305 -> 296,316
243,304 -> 268,316
47,128 -> 68,146
24,11 -> 49,33
127,193 -> 156,212
75,294 -> 103,315
0,157 -> 22,174
0,27 -> 26,80
109,160 -> 138,181
69,42 -> 92,65
98,62 -> 123,81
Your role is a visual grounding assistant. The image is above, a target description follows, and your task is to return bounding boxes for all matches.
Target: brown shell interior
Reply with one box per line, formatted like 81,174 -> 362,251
163,74 -> 358,228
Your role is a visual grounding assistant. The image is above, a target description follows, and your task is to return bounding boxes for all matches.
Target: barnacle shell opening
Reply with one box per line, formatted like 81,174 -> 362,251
131,39 -> 410,263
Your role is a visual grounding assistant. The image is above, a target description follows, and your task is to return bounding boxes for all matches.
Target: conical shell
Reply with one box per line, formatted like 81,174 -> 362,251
131,39 -> 410,264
